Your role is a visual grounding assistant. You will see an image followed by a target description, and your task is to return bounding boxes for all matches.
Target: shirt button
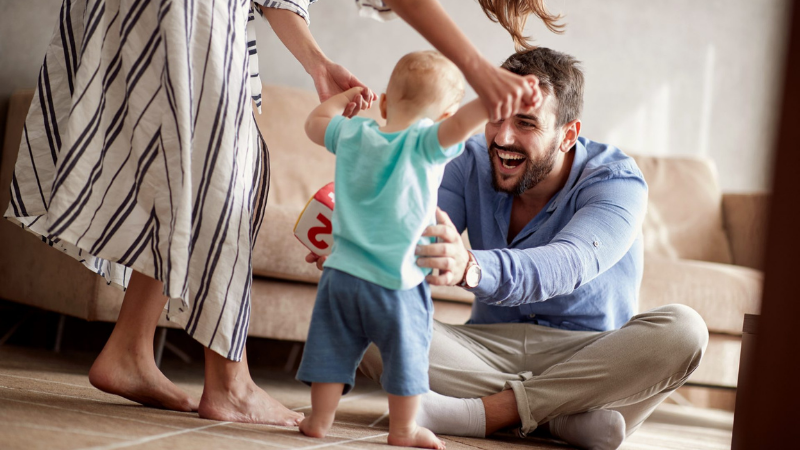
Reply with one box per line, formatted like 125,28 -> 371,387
593,241 -> 600,248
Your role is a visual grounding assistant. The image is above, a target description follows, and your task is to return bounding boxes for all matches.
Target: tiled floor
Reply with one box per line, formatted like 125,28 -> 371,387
0,345 -> 733,450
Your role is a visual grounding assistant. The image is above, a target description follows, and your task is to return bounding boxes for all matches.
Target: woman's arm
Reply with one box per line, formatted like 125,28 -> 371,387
381,0 -> 542,121
259,6 -> 376,114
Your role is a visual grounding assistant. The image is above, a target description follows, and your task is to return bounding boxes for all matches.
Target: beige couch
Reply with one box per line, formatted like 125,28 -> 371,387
0,86 -> 764,390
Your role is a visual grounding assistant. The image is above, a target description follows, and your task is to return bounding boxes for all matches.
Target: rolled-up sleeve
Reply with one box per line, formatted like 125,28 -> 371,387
471,170 -> 648,306
254,0 -> 317,24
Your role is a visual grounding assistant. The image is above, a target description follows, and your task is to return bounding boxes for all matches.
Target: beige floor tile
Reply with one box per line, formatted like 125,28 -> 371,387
0,422 -> 125,450
211,423 -> 341,448
0,394 -> 185,439
122,423 -> 309,450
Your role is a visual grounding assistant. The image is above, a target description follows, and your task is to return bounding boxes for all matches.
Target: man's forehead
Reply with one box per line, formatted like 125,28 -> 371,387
516,92 -> 556,125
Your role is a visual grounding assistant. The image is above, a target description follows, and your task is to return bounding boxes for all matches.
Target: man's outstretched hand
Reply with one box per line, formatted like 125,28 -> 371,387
416,208 -> 470,286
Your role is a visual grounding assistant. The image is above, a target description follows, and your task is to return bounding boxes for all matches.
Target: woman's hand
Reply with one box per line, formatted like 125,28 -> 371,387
310,61 -> 377,117
416,208 -> 470,286
467,61 -> 543,122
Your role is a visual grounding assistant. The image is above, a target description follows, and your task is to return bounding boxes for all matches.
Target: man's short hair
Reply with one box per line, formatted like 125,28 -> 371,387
501,47 -> 584,126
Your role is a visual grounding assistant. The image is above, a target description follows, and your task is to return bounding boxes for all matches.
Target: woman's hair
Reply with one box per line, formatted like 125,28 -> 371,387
478,0 -> 565,50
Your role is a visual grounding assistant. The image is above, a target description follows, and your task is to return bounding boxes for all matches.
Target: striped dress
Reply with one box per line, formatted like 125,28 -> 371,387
4,0 -> 394,361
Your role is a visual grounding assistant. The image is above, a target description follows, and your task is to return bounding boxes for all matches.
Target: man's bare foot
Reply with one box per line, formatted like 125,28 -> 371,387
198,380 -> 304,425
388,425 -> 446,450
299,413 -> 335,438
89,347 -> 198,412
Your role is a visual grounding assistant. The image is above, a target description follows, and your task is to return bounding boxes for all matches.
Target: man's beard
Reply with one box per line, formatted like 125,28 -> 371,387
489,138 -> 560,196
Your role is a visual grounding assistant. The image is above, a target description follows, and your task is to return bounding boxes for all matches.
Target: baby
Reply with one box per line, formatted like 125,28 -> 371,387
297,51 -> 491,449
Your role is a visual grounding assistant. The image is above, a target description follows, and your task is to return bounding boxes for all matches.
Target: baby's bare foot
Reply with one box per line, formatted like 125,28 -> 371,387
388,424 -> 446,450
299,413 -> 334,438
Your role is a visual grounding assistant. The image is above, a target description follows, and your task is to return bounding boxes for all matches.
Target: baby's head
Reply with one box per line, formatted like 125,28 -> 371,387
381,51 -> 465,123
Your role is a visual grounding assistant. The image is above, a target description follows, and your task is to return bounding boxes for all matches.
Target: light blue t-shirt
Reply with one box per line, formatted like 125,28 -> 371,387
323,115 -> 465,290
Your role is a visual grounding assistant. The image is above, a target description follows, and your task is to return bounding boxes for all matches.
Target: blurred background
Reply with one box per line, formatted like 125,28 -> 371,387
1,0 -> 791,192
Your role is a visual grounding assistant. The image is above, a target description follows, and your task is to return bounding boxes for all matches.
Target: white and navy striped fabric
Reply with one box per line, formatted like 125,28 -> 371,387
353,0 -> 396,21
4,0 -> 279,361
4,0 -> 397,361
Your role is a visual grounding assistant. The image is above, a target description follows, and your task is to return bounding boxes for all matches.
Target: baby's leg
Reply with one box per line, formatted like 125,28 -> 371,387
387,394 -> 446,450
299,383 -> 344,438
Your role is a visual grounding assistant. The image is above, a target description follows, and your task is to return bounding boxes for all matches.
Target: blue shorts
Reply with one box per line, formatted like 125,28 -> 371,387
296,268 -> 433,396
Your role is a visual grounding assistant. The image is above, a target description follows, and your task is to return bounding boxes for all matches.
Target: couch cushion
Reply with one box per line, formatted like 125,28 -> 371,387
639,255 -> 761,335
632,154 -> 733,265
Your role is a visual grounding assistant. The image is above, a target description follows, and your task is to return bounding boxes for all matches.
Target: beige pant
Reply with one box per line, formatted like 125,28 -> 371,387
359,304 -> 708,436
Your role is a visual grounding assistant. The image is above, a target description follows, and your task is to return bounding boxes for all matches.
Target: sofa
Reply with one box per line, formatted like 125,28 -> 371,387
0,86 -> 764,391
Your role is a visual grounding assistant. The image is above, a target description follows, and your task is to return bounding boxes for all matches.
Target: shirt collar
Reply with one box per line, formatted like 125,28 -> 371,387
545,138 -> 587,213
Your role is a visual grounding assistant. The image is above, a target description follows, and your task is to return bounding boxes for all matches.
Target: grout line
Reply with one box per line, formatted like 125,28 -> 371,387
293,432 -> 390,450
76,422 -> 229,450
368,410 -> 389,428
292,389 -> 385,411
192,429 -> 289,448
0,421 -> 132,439
0,371 -> 94,389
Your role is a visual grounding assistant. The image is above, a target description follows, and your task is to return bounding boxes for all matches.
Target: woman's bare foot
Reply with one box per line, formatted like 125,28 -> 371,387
88,269 -> 198,412
197,380 -> 304,425
388,424 -> 446,450
198,347 -> 303,425
89,346 -> 198,412
299,412 -> 335,438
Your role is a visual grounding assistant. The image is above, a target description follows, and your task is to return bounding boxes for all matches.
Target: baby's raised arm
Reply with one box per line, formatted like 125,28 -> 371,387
436,99 -> 490,149
305,87 -> 366,146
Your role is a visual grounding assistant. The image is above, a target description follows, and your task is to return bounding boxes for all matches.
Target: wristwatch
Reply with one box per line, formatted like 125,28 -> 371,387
458,251 -> 482,288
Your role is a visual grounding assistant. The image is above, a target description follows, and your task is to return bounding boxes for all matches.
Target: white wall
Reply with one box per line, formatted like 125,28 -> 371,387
1,0 -> 790,192
253,0 -> 790,192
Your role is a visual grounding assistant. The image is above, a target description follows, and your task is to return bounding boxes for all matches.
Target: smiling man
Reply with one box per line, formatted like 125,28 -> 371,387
356,48 -> 710,450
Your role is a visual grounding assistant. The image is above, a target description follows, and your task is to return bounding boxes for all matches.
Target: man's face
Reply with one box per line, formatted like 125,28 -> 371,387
484,93 -> 562,196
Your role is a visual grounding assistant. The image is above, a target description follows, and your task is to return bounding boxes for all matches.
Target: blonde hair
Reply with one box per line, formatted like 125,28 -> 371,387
386,51 -> 465,114
478,0 -> 566,51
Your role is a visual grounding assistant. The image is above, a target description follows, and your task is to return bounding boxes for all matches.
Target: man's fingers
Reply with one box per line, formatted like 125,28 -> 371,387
415,243 -> 454,257
422,224 -> 460,243
416,256 -> 456,271
425,271 -> 455,286
434,207 -> 455,227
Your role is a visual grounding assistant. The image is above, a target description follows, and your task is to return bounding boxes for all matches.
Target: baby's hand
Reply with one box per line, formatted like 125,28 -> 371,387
305,252 -> 327,271
342,87 -> 367,118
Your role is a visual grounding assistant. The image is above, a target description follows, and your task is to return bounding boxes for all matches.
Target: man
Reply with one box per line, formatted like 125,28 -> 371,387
309,47 -> 708,450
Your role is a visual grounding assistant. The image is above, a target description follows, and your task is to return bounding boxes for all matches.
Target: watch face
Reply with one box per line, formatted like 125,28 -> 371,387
466,265 -> 481,287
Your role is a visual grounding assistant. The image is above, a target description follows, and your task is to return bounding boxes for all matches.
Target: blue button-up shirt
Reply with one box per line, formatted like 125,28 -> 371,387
438,136 -> 647,332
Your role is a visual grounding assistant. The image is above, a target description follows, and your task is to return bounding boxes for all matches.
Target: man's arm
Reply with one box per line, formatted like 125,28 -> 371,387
419,173 -> 648,299
437,99 -> 489,149
305,87 -> 365,146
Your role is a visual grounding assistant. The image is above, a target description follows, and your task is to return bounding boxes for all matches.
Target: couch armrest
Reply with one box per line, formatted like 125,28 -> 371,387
722,192 -> 770,271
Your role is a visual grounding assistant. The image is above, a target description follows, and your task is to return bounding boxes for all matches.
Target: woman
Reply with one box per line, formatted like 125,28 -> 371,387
4,0 -> 561,425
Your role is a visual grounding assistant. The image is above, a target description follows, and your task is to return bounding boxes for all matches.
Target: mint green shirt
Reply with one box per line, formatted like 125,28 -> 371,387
323,116 -> 465,290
